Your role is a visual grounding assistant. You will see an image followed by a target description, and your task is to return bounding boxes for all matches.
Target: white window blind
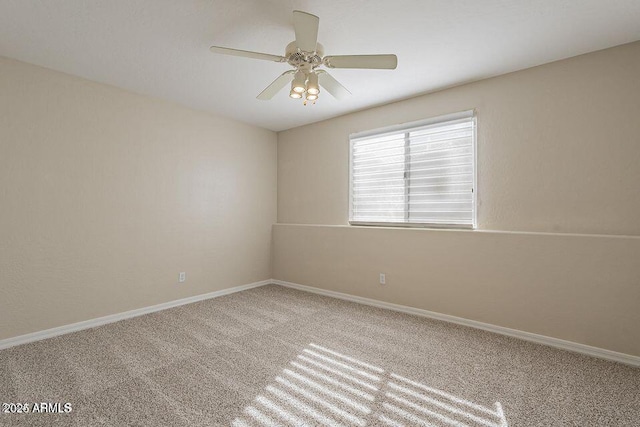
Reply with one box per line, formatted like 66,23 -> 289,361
349,111 -> 476,228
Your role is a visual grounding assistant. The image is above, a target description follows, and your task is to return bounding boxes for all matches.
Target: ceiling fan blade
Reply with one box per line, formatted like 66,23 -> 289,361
256,71 -> 295,100
317,71 -> 351,100
324,54 -> 398,69
293,10 -> 319,52
209,46 -> 285,62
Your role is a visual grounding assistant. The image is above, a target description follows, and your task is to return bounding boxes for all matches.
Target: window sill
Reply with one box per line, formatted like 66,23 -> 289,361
348,221 -> 476,230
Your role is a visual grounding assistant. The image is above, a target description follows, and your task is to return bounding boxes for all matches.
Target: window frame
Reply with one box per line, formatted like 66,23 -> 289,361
348,110 -> 477,229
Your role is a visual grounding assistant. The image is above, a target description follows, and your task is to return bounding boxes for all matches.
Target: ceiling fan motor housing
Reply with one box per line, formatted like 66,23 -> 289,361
286,41 -> 324,70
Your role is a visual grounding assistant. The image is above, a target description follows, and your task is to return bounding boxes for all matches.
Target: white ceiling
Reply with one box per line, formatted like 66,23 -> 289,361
1,1 -> 639,131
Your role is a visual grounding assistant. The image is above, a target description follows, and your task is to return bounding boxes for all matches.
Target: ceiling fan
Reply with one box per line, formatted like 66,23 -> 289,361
209,10 -> 398,104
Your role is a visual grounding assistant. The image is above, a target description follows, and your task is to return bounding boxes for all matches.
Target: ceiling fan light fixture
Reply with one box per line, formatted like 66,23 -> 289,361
210,10 -> 396,103
292,70 -> 306,93
306,72 -> 320,95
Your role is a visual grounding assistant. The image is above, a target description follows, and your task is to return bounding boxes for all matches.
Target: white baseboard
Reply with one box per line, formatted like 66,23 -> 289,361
272,279 -> 640,367
4,278 -> 638,367
0,280 -> 271,351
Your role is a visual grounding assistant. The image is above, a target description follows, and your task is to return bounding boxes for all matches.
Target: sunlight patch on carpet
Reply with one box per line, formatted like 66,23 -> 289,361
233,342 -> 508,427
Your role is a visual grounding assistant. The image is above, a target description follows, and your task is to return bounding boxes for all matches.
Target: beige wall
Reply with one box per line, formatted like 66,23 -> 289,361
278,42 -> 640,235
275,42 -> 640,356
0,56 -> 277,340
273,225 -> 640,356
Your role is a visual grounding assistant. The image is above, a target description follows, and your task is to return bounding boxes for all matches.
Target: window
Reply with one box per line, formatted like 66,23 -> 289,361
349,111 -> 476,228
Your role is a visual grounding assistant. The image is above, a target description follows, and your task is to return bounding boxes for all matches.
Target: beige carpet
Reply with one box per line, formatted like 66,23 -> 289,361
0,284 -> 638,426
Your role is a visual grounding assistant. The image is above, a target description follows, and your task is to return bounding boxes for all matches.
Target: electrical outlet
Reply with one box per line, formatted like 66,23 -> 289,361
379,273 -> 386,285
179,272 -> 186,283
